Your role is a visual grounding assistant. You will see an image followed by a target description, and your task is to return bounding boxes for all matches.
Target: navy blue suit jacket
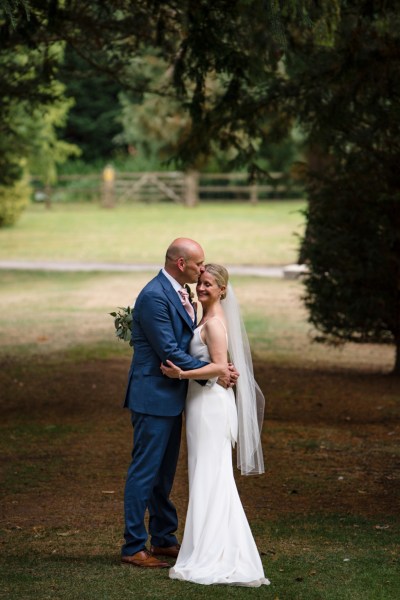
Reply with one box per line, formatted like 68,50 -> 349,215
124,271 -> 208,416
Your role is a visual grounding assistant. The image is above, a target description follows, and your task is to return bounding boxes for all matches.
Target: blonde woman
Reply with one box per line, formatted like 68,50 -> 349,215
161,264 -> 269,587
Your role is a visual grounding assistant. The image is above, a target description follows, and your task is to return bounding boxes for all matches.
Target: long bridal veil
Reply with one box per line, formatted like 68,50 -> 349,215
222,283 -> 265,475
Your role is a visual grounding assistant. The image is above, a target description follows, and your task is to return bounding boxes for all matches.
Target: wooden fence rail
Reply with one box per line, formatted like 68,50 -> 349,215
31,169 -> 304,207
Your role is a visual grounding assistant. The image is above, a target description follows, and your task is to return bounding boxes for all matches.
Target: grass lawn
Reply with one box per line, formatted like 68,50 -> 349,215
1,516 -> 398,599
0,269 -> 394,370
0,201 -> 305,265
1,270 -> 399,599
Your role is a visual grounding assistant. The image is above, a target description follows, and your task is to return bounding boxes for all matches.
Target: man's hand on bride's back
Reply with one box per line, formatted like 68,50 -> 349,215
160,360 -> 181,379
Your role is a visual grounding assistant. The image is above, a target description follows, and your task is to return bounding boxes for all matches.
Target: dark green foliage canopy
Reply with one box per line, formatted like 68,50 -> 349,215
2,0 -> 400,369
59,49 -> 123,162
0,0 -> 316,178
302,171 -> 400,355
292,2 -> 400,372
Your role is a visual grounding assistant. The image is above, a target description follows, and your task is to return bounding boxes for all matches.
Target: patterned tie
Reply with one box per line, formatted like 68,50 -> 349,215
178,288 -> 195,321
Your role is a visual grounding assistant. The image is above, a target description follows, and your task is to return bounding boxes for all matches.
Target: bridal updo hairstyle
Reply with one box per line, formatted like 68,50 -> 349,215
204,264 -> 229,300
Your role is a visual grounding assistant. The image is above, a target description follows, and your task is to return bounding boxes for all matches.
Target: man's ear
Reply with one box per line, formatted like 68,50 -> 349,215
177,257 -> 186,272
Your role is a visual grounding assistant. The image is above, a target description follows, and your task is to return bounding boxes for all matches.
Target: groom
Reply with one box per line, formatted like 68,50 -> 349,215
121,238 -> 234,568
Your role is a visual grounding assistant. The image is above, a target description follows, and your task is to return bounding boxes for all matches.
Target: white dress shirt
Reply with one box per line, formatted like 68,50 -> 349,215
162,268 -> 182,293
161,268 -> 215,387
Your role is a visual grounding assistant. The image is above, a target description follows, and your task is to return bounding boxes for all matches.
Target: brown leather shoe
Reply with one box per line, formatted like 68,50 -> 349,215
121,550 -> 169,568
150,544 -> 180,559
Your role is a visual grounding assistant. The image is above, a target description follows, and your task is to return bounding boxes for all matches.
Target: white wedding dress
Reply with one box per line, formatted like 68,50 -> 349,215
169,322 -> 270,587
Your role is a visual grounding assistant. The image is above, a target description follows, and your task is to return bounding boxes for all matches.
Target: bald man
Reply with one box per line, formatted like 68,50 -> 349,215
121,238 -> 234,568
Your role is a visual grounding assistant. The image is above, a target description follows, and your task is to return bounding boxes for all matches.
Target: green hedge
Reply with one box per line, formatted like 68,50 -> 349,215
0,177 -> 31,227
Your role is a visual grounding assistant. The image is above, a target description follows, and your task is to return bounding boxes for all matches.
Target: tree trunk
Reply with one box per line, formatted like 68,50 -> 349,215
249,183 -> 258,204
45,184 -> 52,210
393,336 -> 400,375
184,170 -> 198,207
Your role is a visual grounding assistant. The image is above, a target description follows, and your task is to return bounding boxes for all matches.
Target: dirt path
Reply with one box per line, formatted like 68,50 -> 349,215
0,260 -> 285,277
1,357 -> 399,538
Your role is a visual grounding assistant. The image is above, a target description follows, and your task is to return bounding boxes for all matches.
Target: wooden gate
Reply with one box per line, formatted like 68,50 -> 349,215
114,172 -> 188,204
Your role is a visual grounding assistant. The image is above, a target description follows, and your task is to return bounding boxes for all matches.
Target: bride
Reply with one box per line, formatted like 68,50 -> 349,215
160,264 -> 270,587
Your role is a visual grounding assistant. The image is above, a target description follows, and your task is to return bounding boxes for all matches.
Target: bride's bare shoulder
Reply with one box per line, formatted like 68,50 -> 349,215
202,316 -> 227,340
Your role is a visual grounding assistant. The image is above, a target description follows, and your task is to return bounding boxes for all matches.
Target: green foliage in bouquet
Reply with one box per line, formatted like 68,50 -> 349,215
109,306 -> 133,346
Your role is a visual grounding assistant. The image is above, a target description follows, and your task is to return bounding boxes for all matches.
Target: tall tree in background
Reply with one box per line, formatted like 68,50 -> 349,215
0,1 -> 80,224
0,20 -> 79,224
290,2 -> 400,372
117,50 -> 303,171
116,51 -> 191,169
1,0 -> 316,173
59,48 -> 123,162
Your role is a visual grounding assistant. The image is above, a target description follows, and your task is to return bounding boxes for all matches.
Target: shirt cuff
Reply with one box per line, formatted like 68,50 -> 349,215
205,376 -> 218,388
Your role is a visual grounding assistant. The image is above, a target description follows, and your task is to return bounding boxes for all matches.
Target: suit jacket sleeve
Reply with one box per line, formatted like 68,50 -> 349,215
140,291 -> 209,373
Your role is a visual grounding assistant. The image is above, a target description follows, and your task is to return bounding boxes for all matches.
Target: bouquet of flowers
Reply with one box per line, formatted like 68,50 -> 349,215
109,306 -> 133,346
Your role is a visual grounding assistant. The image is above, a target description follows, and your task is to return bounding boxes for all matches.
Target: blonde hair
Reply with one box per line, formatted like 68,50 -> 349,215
204,264 -> 229,300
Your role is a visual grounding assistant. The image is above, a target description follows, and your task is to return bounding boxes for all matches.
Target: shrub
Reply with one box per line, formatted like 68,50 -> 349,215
0,177 -> 31,227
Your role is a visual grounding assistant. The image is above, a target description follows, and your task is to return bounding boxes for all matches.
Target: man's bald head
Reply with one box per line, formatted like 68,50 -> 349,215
165,238 -> 203,263
165,238 -> 205,285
